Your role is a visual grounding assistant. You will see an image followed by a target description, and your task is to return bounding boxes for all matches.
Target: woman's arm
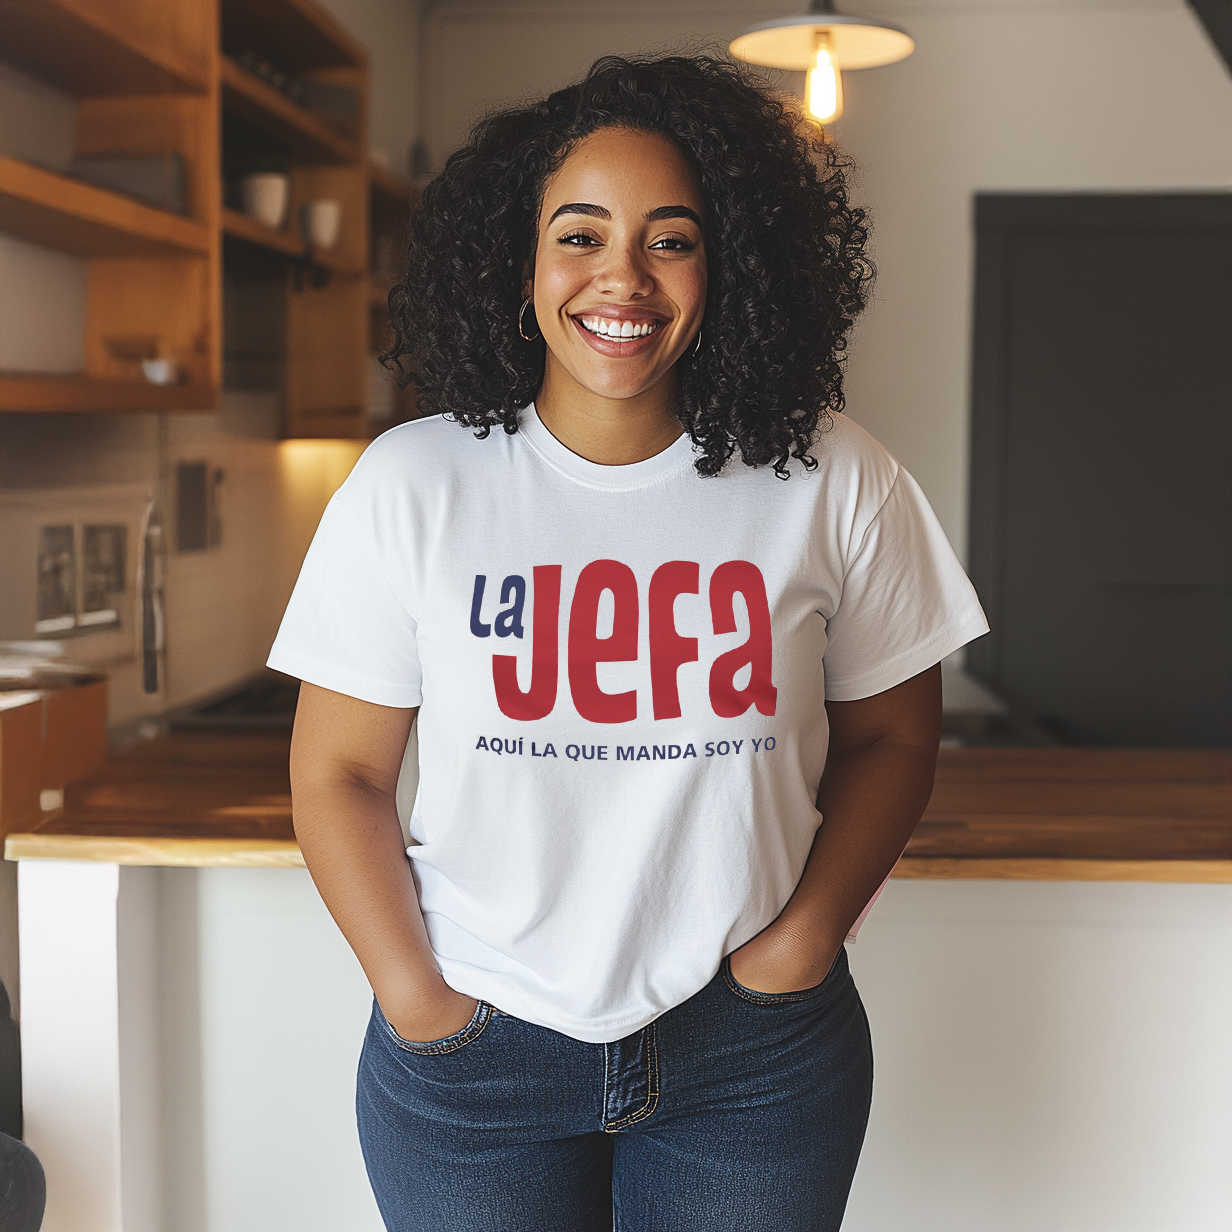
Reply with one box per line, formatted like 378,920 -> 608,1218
289,682 -> 478,1041
728,664 -> 942,993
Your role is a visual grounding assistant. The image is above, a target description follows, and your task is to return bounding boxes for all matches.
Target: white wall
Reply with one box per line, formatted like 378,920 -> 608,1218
421,0 -> 786,165
846,879 -> 1232,1230
422,0 -> 1232,554
188,870 -> 383,1232
160,407 -> 364,709
17,862 -> 382,1232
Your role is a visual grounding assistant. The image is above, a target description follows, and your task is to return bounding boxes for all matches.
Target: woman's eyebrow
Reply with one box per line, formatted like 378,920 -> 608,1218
546,203 -> 703,226
646,205 -> 702,226
548,202 -> 611,223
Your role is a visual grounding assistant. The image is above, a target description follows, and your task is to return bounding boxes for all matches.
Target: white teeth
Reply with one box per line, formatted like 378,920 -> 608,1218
579,316 -> 658,339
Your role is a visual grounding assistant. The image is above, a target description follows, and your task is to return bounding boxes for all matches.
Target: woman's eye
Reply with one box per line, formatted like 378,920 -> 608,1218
649,236 -> 696,252
559,231 -> 600,247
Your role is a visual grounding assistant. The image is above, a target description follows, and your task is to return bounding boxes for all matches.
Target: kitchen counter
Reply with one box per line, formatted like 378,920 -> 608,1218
4,731 -> 299,867
4,734 -> 1229,880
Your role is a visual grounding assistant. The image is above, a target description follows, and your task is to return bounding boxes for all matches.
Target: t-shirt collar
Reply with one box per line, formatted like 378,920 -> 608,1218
518,403 -> 696,491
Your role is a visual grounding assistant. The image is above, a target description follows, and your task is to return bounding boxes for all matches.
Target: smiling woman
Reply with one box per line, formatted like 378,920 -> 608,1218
530,127 -> 708,460
268,53 -> 987,1232
386,55 -> 871,477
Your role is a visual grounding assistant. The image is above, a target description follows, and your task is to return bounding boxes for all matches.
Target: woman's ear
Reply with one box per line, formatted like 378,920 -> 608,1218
521,260 -> 534,302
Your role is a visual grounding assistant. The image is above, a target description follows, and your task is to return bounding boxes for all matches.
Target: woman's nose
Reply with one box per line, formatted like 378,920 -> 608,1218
594,239 -> 654,299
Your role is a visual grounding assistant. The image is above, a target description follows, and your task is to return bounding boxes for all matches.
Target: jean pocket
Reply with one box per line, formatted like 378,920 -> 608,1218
378,998 -> 496,1056
721,946 -> 847,1006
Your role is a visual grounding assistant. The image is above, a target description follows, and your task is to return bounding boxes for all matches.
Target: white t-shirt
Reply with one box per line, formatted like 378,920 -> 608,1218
268,406 -> 987,1042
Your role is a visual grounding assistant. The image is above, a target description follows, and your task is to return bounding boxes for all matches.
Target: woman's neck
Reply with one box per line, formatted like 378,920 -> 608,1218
535,359 -> 683,466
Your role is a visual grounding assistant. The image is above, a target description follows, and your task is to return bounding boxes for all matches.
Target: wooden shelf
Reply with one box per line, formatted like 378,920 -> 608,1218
222,207 -> 364,274
0,374 -> 218,413
221,0 -> 365,72
221,206 -> 303,258
220,58 -> 360,165
0,0 -> 208,96
0,157 -> 211,258
2,0 -> 374,431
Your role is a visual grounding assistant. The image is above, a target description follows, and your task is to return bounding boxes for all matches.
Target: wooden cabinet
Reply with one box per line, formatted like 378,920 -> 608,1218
0,0 -> 218,413
0,0 -> 418,437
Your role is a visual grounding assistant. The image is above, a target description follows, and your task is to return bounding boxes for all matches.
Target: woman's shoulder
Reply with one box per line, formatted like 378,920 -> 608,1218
339,414 -> 499,495
812,413 -> 899,481
766,412 -> 902,518
360,412 -> 478,465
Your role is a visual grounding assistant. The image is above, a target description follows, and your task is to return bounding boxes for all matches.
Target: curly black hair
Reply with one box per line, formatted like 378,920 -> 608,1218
385,54 -> 872,478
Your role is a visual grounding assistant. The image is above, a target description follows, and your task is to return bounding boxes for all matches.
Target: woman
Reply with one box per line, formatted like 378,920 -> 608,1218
269,55 -> 986,1232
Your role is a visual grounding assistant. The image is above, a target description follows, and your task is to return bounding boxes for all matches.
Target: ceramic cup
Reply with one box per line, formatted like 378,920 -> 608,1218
141,358 -> 178,386
240,173 -> 289,230
300,198 -> 342,250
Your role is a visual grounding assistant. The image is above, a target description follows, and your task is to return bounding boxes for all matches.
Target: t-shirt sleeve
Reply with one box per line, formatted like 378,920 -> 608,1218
266,495 -> 423,708
822,467 -> 988,702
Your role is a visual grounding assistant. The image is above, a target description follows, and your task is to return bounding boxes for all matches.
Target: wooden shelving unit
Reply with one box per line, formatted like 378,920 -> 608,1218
219,0 -> 365,74
0,157 -> 210,258
221,207 -> 363,275
220,58 -> 360,165
221,206 -> 305,260
0,0 -> 210,97
0,0 -> 413,434
218,0 -> 371,437
0,0 -> 218,414
0,375 -> 217,413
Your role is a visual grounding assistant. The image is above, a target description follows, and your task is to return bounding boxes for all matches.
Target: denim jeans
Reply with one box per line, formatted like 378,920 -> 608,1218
356,947 -> 873,1231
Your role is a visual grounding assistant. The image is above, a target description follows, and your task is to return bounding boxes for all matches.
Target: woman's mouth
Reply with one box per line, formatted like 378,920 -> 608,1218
571,314 -> 667,357
577,315 -> 662,340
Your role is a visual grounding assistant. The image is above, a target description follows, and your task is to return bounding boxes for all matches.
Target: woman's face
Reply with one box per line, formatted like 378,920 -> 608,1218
530,127 -> 707,404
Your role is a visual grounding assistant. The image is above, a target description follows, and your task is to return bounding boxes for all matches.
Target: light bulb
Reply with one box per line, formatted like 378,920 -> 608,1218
806,36 -> 844,124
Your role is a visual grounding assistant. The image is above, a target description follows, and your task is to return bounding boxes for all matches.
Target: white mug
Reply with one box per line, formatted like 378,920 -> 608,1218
300,198 -> 342,249
240,173 -> 288,229
141,358 -> 177,386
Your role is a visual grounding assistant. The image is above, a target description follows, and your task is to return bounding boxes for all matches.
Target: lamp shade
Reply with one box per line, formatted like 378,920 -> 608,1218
729,12 -> 913,71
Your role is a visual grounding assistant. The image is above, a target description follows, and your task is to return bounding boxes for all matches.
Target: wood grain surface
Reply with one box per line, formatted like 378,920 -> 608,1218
0,156 -> 212,258
4,737 -> 1230,879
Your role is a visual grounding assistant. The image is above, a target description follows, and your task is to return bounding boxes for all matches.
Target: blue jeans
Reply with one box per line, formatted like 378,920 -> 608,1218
356,947 -> 873,1231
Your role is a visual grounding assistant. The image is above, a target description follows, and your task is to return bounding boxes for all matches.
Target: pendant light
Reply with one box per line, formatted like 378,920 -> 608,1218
729,0 -> 914,125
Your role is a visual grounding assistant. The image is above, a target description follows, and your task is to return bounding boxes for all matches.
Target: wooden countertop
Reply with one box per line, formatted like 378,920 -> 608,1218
4,735 -> 1230,882
5,731 -> 300,866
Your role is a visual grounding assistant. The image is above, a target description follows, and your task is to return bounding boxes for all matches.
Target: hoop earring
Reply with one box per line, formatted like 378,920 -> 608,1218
518,297 -> 541,342
690,328 -> 703,358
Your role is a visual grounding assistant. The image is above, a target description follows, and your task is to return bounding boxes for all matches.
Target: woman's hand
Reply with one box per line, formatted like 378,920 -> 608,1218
380,976 -> 479,1044
727,921 -> 841,995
